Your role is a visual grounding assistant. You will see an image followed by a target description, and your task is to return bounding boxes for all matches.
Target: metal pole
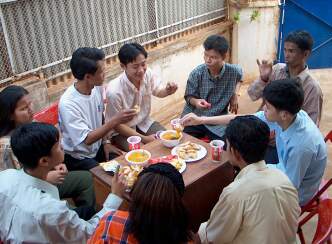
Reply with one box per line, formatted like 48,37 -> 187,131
0,5 -> 16,74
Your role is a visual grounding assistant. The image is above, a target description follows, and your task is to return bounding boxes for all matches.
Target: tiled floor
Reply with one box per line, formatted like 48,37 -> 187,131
237,69 -> 332,242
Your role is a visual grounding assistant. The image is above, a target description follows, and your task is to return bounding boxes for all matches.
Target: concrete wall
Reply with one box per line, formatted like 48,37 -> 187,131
231,0 -> 280,82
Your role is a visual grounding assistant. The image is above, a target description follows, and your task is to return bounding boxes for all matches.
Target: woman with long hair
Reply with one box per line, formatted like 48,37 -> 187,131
0,85 -> 96,219
89,163 -> 193,244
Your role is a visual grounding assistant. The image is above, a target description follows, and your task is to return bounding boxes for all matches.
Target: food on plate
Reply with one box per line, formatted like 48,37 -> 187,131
127,151 -> 150,163
133,104 -> 140,113
161,131 -> 181,140
100,160 -> 120,172
170,157 -> 185,171
176,141 -> 201,160
119,165 -> 143,187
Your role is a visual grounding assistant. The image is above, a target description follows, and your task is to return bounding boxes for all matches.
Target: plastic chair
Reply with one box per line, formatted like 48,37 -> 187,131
298,199 -> 332,244
325,130 -> 332,143
313,199 -> 332,243
301,179 -> 332,215
33,102 -> 59,125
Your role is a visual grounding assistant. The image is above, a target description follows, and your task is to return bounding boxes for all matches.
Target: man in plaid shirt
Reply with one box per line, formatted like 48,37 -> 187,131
182,35 -> 243,140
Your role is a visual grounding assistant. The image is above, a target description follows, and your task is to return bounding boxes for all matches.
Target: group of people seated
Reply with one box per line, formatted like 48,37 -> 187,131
0,29 -> 327,243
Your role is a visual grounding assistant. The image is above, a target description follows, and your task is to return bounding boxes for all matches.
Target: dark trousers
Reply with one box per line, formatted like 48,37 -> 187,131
73,206 -> 96,220
65,145 -> 118,171
184,124 -> 223,141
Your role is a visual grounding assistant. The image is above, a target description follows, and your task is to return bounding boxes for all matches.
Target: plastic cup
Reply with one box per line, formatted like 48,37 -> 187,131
170,118 -> 183,132
127,136 -> 141,151
210,140 -> 224,162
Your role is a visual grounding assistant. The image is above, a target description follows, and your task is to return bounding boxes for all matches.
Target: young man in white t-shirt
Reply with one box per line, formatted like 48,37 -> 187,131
59,47 -> 136,170
105,43 -> 178,151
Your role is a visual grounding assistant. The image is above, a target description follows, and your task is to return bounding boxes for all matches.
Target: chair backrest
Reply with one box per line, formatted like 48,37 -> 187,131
325,130 -> 332,143
312,199 -> 332,244
301,178 -> 332,214
33,102 -> 59,125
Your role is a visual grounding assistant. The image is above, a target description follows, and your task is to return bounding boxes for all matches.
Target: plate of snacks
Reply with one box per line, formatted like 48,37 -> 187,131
149,155 -> 186,174
119,165 -> 144,188
100,160 -> 120,172
171,141 -> 207,162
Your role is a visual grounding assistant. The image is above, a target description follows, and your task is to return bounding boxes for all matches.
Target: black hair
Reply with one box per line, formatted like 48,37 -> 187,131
118,43 -> 148,65
70,47 -> 105,80
263,78 -> 304,115
11,122 -> 59,169
285,30 -> 313,52
203,34 -> 229,56
225,115 -> 270,164
128,163 -> 191,244
0,85 -> 29,137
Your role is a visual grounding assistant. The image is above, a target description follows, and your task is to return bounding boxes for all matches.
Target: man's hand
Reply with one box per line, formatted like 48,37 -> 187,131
142,134 -> 155,144
103,143 -> 125,161
257,59 -> 272,82
180,113 -> 203,127
191,98 -> 211,110
111,166 -> 126,198
111,109 -> 137,126
166,82 -> 178,95
229,94 -> 239,114
46,164 -> 68,185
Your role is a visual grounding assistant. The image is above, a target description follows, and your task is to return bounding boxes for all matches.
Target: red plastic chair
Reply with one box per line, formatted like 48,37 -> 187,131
325,130 -> 332,143
301,179 -> 332,215
313,199 -> 332,244
33,102 -> 59,125
298,199 -> 332,244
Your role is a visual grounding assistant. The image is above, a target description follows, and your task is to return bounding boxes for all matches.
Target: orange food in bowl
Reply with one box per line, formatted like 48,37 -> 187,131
127,151 -> 149,163
161,131 -> 181,140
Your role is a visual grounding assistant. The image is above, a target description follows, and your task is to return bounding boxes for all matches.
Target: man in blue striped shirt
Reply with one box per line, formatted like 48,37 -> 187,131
182,34 -> 243,140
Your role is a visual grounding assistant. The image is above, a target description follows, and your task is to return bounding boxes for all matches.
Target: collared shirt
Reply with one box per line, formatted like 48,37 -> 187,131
59,84 -> 104,159
0,169 -> 122,243
248,63 -> 323,125
182,63 -> 242,136
88,210 -> 138,244
198,161 -> 300,244
105,68 -> 161,134
255,110 -> 327,206
0,136 -> 20,171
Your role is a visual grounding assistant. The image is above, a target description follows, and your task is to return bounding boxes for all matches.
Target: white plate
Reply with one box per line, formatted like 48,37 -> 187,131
171,144 -> 207,162
170,159 -> 186,173
178,160 -> 186,173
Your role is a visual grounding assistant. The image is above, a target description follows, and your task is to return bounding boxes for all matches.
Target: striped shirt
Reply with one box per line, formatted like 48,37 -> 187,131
88,210 -> 138,244
182,63 -> 242,136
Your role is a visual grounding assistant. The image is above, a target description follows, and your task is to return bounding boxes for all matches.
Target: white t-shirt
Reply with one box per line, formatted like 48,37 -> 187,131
59,84 -> 104,159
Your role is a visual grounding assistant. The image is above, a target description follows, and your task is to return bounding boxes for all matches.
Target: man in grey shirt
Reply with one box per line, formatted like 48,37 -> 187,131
248,30 -> 323,126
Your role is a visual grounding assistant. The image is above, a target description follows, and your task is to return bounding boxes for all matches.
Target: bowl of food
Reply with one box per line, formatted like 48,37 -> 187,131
125,149 -> 151,166
160,130 -> 183,148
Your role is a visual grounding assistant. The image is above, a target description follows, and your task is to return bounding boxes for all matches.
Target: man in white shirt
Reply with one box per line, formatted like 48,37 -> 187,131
198,115 -> 300,244
59,47 -> 137,170
0,122 -> 126,243
105,43 -> 178,151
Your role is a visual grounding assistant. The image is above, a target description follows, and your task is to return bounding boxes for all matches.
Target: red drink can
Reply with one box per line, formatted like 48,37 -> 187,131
127,136 -> 141,151
210,140 -> 224,162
